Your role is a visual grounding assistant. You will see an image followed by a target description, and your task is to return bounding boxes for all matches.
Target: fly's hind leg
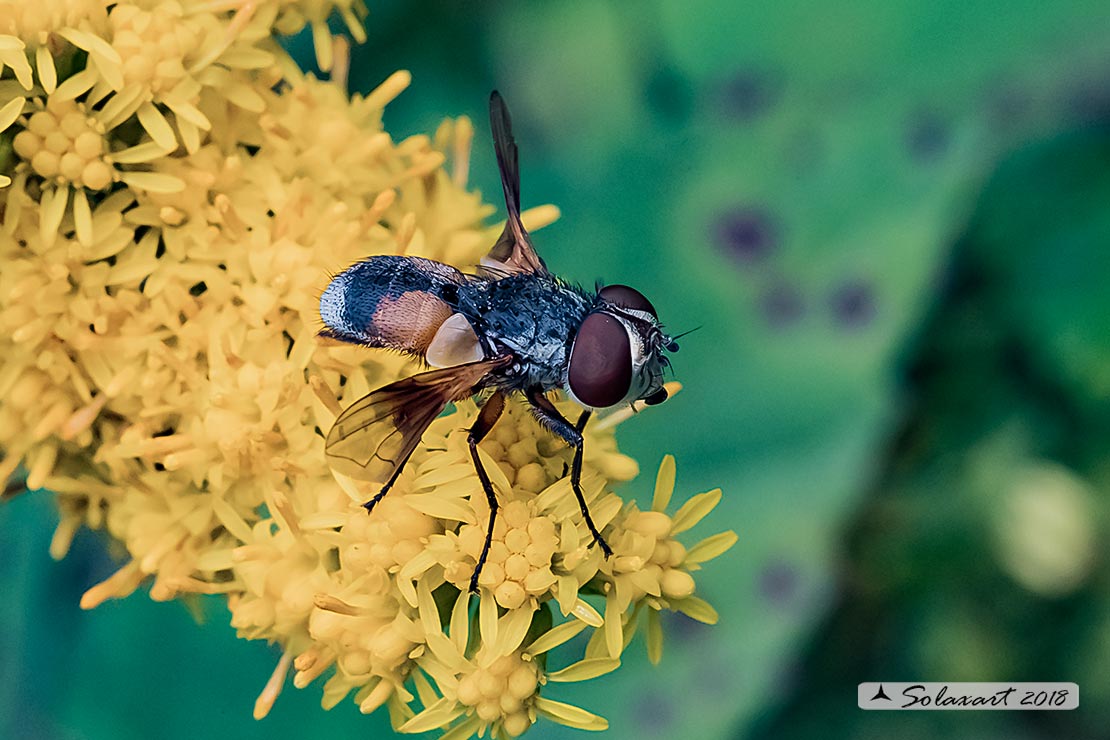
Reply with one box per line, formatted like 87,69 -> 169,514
526,390 -> 613,558
467,391 -> 507,594
363,449 -> 416,513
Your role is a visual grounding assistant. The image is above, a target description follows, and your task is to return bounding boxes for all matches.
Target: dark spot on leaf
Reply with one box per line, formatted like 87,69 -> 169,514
633,689 -> 675,736
829,280 -> 876,328
985,85 -> 1030,133
189,281 -> 207,296
715,207 -> 777,265
716,70 -> 781,122
661,609 -> 712,644
773,659 -> 802,695
1067,78 -> 1110,123
760,558 -> 799,606
760,281 -> 804,328
646,65 -> 693,123
906,110 -> 949,161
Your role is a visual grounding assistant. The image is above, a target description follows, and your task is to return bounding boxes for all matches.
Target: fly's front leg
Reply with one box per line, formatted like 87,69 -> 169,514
526,390 -> 613,558
468,391 -> 507,593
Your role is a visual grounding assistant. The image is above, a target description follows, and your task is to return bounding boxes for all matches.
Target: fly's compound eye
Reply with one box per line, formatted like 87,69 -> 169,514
568,312 -> 632,408
643,387 -> 668,406
599,284 -> 658,318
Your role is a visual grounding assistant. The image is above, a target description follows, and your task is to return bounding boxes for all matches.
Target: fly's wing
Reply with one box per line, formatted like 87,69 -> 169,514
325,356 -> 512,482
482,91 -> 549,277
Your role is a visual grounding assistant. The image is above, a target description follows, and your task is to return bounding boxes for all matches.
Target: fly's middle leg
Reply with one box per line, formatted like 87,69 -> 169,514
467,391 -> 507,594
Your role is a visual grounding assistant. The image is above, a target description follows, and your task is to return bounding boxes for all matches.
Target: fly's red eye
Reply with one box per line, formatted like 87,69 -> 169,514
568,312 -> 632,408
599,284 -> 657,318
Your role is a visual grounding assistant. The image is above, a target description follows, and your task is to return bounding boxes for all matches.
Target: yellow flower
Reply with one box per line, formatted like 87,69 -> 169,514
401,582 -> 613,739
0,0 -> 108,46
598,455 -> 738,664
1,2 -> 734,737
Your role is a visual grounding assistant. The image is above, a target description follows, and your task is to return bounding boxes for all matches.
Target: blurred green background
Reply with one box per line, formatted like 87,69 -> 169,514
4,1 -> 1110,738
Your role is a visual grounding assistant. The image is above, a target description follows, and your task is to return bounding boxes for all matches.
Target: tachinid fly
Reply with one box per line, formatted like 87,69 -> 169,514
319,92 -> 678,593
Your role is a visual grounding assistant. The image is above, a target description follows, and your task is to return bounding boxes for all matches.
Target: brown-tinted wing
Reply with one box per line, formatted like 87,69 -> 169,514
325,356 -> 512,482
482,91 -> 548,277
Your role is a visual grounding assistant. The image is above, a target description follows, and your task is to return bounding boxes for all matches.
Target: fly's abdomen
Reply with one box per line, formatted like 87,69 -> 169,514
319,255 -> 467,356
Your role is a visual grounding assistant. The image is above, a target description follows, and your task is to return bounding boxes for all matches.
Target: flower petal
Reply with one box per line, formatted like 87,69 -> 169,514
225,81 -> 266,113
670,488 -> 723,534
425,631 -> 467,673
164,96 -> 211,130
478,588 -> 498,647
646,609 -> 663,665
402,493 -> 476,524
0,95 -> 24,133
311,21 -> 333,72
570,598 -> 603,628
58,28 -> 122,64
651,455 -> 676,513
40,186 -> 69,246
137,102 -> 177,151
398,697 -> 465,734
218,45 -> 275,69
555,574 -> 577,616
490,603 -> 533,656
111,142 -> 171,165
686,530 -> 739,564
416,578 -> 441,638
0,49 -> 31,90
177,116 -> 201,153
604,592 -> 622,658
545,657 -> 620,683
52,68 -> 98,102
449,589 -> 470,653
35,46 -> 56,94
118,171 -> 185,194
673,596 -> 719,625
475,446 -> 511,498
411,462 -> 473,489
525,619 -> 587,657
411,671 -> 439,714
534,697 -> 609,732
72,188 -> 93,247
95,86 -> 145,131
439,714 -> 483,740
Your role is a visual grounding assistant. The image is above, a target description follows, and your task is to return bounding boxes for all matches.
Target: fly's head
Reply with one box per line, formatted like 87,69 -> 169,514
565,284 -> 678,410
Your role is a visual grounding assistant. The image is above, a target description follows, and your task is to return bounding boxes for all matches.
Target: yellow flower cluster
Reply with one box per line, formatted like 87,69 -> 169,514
0,2 -> 735,738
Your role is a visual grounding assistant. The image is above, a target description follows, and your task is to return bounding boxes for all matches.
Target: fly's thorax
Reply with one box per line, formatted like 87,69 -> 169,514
454,275 -> 592,393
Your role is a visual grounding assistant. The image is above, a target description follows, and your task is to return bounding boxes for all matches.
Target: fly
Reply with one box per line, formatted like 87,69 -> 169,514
319,92 -> 679,593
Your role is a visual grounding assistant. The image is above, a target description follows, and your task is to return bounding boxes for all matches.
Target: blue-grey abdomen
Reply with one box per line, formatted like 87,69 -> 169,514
319,255 -> 466,354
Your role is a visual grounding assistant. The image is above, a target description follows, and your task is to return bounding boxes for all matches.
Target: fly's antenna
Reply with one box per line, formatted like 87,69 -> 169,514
664,326 -> 700,353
